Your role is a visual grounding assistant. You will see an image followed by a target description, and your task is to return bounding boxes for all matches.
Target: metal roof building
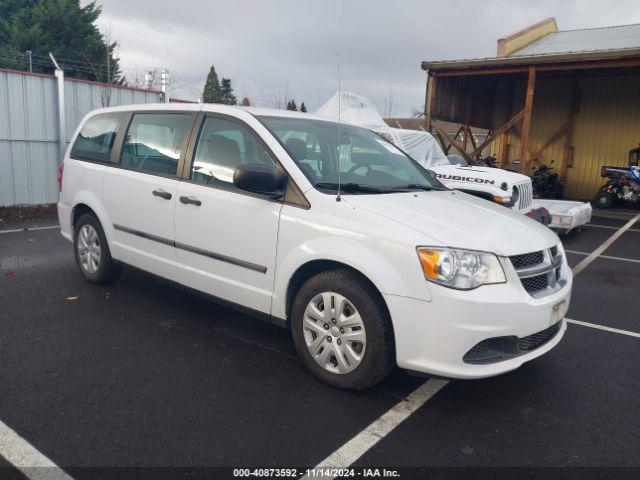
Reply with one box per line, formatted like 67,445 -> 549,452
421,18 -> 640,199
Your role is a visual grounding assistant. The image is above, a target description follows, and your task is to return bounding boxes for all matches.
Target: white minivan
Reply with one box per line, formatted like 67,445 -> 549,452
58,103 -> 572,389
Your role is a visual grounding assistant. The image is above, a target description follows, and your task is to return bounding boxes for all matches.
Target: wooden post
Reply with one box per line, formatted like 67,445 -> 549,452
519,66 -> 536,174
424,74 -> 437,132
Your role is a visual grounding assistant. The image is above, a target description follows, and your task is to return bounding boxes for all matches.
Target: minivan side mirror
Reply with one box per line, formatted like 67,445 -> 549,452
233,163 -> 283,196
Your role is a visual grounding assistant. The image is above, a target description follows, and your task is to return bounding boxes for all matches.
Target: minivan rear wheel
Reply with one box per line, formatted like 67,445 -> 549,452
74,213 -> 122,284
290,269 -> 395,390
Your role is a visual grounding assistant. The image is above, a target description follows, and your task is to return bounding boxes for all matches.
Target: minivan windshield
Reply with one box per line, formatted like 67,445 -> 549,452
258,116 -> 445,194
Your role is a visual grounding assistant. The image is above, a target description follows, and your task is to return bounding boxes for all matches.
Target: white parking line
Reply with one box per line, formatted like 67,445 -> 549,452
592,209 -> 638,218
572,213 -> 640,275
0,419 -> 73,480
565,249 -> 640,265
586,223 -> 640,233
303,379 -> 448,477
0,225 -> 60,234
567,318 -> 640,339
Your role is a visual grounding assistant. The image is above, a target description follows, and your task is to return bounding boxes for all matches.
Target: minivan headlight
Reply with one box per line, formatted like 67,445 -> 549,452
417,247 -> 506,290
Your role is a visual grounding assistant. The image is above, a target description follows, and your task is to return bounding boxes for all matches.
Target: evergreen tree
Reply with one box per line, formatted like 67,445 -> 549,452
286,100 -> 298,111
300,102 -> 307,113
0,0 -> 122,82
202,65 -> 222,103
219,78 -> 237,105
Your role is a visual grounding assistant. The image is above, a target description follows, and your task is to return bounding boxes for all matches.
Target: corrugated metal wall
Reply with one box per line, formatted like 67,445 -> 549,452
567,75 -> 640,199
0,68 -> 162,206
490,72 -> 640,199
434,75 -> 498,130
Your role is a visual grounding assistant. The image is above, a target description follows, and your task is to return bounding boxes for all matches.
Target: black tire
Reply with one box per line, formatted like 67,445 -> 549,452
290,269 -> 395,390
73,213 -> 122,284
593,191 -> 615,209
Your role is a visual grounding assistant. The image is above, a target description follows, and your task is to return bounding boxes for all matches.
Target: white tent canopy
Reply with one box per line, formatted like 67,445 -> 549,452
315,91 -> 450,168
315,91 -> 389,130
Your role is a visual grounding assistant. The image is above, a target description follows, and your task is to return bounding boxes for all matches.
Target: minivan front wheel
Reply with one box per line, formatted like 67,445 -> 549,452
74,214 -> 122,284
291,269 -> 395,390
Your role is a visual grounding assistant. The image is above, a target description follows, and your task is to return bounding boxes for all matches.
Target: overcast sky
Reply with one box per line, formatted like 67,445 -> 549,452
92,0 -> 640,116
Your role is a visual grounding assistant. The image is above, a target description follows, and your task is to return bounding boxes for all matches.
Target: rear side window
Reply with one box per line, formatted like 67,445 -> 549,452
70,114 -> 120,162
120,113 -> 193,176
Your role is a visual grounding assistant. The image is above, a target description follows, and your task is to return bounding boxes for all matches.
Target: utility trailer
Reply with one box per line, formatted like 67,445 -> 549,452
531,199 -> 592,234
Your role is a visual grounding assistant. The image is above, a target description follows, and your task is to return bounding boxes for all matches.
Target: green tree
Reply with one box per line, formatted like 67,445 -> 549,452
202,65 -> 222,103
0,0 -> 122,82
220,78 -> 237,105
286,100 -> 297,111
299,102 -> 307,113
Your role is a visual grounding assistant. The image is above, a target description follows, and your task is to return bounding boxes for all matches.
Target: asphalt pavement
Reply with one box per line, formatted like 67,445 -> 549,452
0,215 -> 639,478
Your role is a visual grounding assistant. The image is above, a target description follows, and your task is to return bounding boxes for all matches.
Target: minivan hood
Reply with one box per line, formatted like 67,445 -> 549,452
343,190 -> 558,256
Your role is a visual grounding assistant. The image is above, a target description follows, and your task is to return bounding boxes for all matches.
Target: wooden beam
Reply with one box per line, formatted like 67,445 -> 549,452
468,128 -> 478,153
434,130 -> 451,154
431,57 -> 640,78
431,118 -> 475,164
528,121 -> 570,162
462,125 -> 469,151
469,108 -> 525,158
424,74 -> 437,132
538,57 -> 640,72
434,67 -> 529,77
452,125 -> 464,143
519,66 -> 537,173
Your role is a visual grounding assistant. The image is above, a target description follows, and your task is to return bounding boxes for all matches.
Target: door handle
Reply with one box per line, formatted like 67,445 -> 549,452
179,195 -> 202,206
152,189 -> 172,200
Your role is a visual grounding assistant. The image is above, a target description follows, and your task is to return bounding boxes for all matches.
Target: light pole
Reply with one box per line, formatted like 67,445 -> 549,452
160,69 -> 170,103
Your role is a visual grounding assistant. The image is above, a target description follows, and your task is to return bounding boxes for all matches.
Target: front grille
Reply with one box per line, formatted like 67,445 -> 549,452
518,322 -> 561,351
521,274 -> 549,293
463,322 -> 562,364
509,246 -> 565,298
516,182 -> 533,211
510,251 -> 544,269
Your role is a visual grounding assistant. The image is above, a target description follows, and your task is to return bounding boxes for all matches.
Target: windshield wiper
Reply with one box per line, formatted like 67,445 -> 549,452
314,182 -> 389,194
391,184 -> 441,191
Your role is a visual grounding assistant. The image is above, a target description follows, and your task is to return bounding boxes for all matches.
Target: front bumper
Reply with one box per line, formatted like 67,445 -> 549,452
385,272 -> 571,379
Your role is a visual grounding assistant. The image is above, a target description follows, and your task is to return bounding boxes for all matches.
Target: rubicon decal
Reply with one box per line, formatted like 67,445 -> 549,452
435,173 -> 495,185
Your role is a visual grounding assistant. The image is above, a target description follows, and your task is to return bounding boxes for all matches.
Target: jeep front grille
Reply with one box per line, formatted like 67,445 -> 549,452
510,246 -> 565,298
516,182 -> 533,211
